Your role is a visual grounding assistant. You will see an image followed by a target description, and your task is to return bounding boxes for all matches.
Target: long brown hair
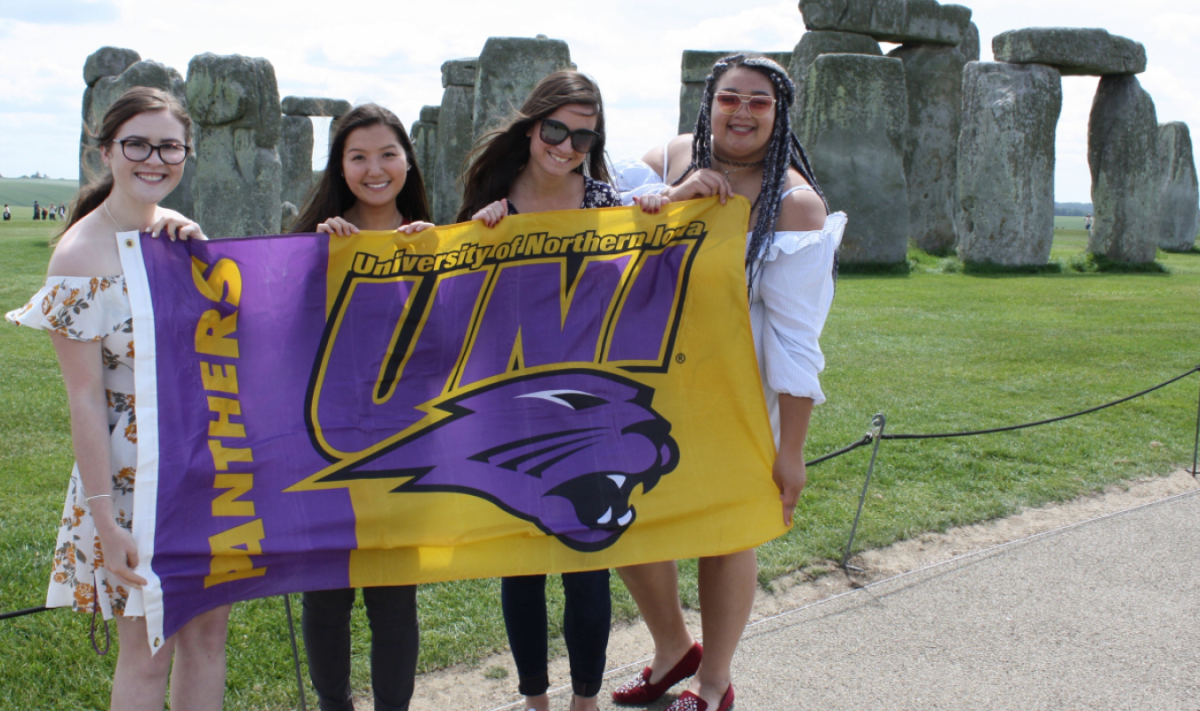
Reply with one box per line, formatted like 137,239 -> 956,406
456,71 -> 612,222
67,86 -> 192,232
292,103 -> 431,233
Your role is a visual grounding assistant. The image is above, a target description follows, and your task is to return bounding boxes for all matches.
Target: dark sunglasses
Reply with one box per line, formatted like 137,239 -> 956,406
538,118 -> 601,153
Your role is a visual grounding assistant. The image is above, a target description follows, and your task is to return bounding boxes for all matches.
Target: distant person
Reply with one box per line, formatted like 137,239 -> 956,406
59,204 -> 67,220
42,206 -> 48,220
1085,214 -> 1093,234
3,204 -> 10,221
32,200 -> 40,220
48,202 -> 57,220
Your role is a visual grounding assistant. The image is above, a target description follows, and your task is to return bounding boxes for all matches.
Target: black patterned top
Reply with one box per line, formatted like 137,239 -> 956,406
506,176 -> 622,214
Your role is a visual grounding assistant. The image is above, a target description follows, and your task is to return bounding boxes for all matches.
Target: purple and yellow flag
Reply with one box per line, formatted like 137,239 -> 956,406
118,196 -> 783,651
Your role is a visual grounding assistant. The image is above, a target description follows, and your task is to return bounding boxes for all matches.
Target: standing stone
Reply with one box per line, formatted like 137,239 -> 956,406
993,28 -> 1146,76
410,105 -> 440,183
679,50 -> 792,134
957,21 -> 980,62
1088,74 -> 1160,263
433,58 -> 477,225
801,54 -> 909,264
83,46 -> 141,87
787,31 -> 881,136
280,115 -> 314,216
956,62 -> 1061,266
472,37 -> 573,138
888,44 -> 965,253
280,96 -> 351,117
81,56 -> 195,218
186,53 -> 282,238
799,0 -> 972,46
1156,122 -> 1199,252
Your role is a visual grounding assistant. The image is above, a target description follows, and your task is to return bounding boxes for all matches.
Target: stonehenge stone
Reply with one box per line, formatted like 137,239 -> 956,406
81,57 -> 195,217
432,58 -> 478,225
1155,122 -> 1199,252
679,50 -> 792,134
83,46 -> 140,87
280,115 -> 314,212
410,105 -> 439,187
186,53 -> 283,238
798,0 -> 972,46
787,31 -> 881,135
993,28 -> 1146,76
472,37 -> 573,138
887,44 -> 965,253
1087,74 -> 1160,263
956,62 -> 1061,266
280,96 -> 351,117
800,54 -> 909,264
958,21 -> 980,62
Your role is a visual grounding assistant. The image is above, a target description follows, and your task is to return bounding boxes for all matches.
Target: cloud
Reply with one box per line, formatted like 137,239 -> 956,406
0,0 -> 119,24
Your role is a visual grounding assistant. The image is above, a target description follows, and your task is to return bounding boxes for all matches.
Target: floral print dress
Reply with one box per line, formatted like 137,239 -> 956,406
6,275 -> 141,619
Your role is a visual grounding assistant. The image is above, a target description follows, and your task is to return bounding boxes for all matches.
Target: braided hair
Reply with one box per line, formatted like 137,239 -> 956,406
675,54 -> 828,288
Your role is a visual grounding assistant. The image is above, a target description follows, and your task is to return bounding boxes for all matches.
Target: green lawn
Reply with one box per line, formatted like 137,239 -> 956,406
2,220 -> 1199,709
0,177 -> 80,220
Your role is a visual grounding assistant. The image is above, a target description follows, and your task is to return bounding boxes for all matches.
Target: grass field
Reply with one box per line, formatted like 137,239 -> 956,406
0,177 -> 81,220
3,217 -> 1200,709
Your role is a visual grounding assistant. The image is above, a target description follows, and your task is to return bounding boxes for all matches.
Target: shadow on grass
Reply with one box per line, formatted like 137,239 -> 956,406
838,260 -> 912,277
1067,253 -> 1169,274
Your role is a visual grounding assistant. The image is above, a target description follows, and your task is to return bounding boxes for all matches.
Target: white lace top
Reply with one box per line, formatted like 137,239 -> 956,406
614,157 -> 846,445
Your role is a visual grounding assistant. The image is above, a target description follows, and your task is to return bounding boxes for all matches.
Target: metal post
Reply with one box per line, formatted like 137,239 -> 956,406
283,594 -> 308,711
1191,373 -> 1200,479
841,413 -> 886,572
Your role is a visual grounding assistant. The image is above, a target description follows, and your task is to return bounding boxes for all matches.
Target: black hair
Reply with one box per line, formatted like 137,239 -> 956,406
293,103 -> 431,233
676,54 -> 829,286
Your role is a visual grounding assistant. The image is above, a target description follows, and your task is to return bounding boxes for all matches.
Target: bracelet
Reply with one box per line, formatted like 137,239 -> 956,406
86,494 -> 114,503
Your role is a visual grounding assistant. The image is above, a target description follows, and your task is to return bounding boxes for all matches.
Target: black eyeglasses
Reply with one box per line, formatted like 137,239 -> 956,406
115,139 -> 190,165
538,118 -> 601,154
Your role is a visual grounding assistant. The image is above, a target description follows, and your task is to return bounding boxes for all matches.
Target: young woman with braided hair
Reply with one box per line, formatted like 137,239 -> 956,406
613,54 -> 846,711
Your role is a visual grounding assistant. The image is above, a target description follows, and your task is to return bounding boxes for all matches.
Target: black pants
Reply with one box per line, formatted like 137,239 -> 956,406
501,570 -> 611,698
301,586 -> 419,711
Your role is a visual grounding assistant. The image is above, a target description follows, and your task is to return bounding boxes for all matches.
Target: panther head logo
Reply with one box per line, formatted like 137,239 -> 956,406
317,369 -> 679,551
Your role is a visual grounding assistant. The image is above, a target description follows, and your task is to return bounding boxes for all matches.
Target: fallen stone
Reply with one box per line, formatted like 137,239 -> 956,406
83,46 -> 140,87
957,62 -> 1061,266
993,28 -> 1146,76
187,53 -> 283,238
958,21 -> 980,62
472,37 -> 573,138
1087,74 -> 1160,263
888,44 -> 966,253
798,0 -> 972,46
788,31 -> 881,136
281,96 -> 351,117
433,59 -> 478,224
1156,122 -> 1199,252
280,115 -> 315,212
680,50 -> 792,134
800,53 -> 909,264
81,59 -> 194,217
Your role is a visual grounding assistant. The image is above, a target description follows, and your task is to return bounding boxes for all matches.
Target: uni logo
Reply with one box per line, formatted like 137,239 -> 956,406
303,220 -> 708,550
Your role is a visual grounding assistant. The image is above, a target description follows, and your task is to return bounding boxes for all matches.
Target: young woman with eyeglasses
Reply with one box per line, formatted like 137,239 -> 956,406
456,70 -> 620,711
291,103 -> 432,711
611,54 -> 846,711
5,86 -> 230,711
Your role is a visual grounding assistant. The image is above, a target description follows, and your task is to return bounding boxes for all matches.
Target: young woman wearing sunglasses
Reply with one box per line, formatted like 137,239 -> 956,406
6,87 -> 230,711
456,71 -> 620,711
612,54 -> 846,711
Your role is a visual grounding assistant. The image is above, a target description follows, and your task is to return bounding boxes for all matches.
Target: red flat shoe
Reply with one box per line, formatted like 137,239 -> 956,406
663,684 -> 735,711
611,641 -> 703,705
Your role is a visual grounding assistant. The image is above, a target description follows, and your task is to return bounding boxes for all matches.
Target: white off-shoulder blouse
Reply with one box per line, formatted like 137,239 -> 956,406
614,157 -> 846,445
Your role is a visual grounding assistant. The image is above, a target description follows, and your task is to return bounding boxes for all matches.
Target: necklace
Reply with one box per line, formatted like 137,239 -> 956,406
102,201 -> 130,233
713,154 -> 765,180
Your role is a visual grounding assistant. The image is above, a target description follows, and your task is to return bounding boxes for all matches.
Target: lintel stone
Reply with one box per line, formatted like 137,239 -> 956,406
993,28 -> 1146,76
798,0 -> 972,47
281,96 -> 351,117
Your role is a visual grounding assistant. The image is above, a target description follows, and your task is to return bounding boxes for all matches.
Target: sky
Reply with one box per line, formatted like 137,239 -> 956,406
0,0 -> 1196,203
